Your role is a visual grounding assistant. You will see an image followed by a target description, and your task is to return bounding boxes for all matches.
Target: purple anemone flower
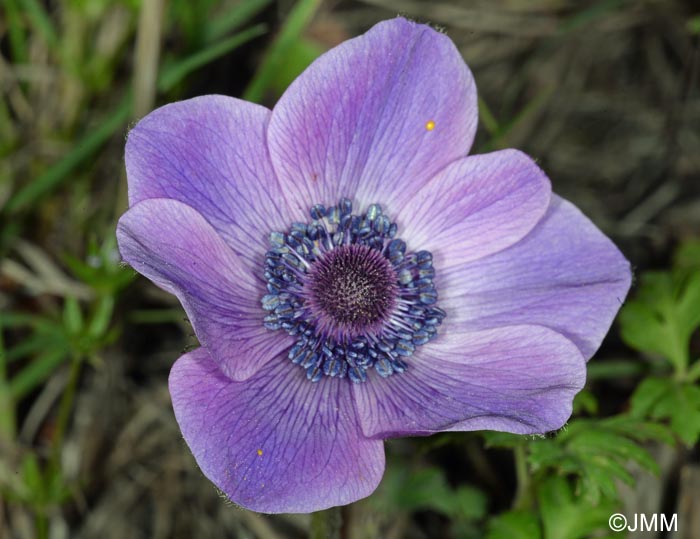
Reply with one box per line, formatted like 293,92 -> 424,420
116,18 -> 631,513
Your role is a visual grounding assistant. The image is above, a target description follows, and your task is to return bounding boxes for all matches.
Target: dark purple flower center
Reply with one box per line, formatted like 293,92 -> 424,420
261,198 -> 445,383
307,244 -> 397,341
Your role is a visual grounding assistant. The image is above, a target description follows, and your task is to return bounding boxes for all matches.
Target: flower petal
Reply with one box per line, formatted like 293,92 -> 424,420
353,326 -> 585,438
440,195 -> 632,360
117,198 -> 288,381
395,149 -> 551,264
169,348 -> 385,513
125,95 -> 290,267
268,17 -> 477,213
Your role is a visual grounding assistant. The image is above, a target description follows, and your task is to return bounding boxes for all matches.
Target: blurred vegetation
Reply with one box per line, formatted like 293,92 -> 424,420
1,0 -> 699,538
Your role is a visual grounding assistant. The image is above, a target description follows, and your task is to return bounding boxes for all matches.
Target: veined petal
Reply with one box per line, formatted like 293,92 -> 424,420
395,149 -> 551,264
126,95 -> 291,267
353,326 -> 585,438
169,348 -> 385,513
440,196 -> 632,360
268,17 -> 477,214
117,198 -> 288,381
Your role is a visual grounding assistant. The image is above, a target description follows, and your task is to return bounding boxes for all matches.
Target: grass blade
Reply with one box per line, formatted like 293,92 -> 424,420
158,24 -> 268,92
18,0 -> 59,50
243,0 -> 322,103
207,0 -> 273,42
9,349 -> 69,401
0,320 -> 17,439
5,0 -> 28,63
4,98 -> 131,214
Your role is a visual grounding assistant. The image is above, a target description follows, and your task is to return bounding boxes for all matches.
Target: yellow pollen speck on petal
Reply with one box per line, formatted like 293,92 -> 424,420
257,449 -> 263,456
425,120 -> 435,131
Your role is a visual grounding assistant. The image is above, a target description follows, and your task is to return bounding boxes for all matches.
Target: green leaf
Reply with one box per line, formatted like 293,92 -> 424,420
87,295 -> 114,339
578,463 -> 621,504
538,477 -> 617,539
45,466 -> 71,504
688,360 -> 700,382
528,441 -> 565,470
391,466 -> 455,515
62,254 -> 97,285
678,273 -> 700,331
487,511 -> 541,539
2,314 -> 68,366
567,430 -> 658,474
9,349 -> 69,400
675,239 -> 700,273
453,485 -> 488,521
619,271 -> 700,375
631,377 -> 700,446
5,335 -> 65,363
21,453 -> 45,505
601,415 -> 675,445
268,38 -> 323,98
527,415 -> 671,505
572,389 -> 598,415
650,384 -> 700,446
375,462 -> 486,522
63,297 -> 84,335
630,377 -> 672,417
0,312 -> 58,329
62,251 -> 135,294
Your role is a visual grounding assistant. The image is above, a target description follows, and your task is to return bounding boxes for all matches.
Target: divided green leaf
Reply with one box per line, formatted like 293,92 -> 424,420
619,271 -> 700,376
528,416 -> 672,504
631,377 -> 700,446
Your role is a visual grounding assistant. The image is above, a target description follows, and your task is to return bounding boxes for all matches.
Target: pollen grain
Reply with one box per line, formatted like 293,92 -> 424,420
425,120 -> 435,131
257,449 -> 263,456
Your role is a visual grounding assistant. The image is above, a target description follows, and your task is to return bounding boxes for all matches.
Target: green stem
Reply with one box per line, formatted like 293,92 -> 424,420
36,511 -> 48,539
49,355 -> 82,473
512,444 -> 531,510
310,506 -> 342,539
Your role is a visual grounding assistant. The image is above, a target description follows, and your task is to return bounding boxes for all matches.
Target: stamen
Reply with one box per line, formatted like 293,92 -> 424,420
261,198 -> 445,383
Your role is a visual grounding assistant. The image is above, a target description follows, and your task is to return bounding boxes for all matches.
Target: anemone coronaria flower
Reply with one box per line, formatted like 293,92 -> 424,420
116,17 -> 631,513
